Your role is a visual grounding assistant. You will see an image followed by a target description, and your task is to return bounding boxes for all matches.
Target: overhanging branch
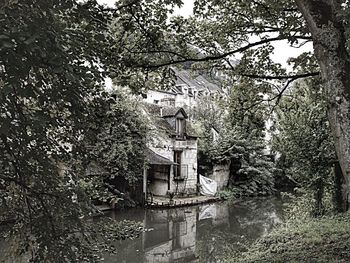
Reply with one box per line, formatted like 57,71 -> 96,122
139,34 -> 313,70
141,36 -> 288,69
242,72 -> 320,112
241,72 -> 319,80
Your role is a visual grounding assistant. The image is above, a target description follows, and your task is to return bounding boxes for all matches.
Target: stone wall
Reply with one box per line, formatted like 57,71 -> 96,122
148,175 -> 169,196
209,162 -> 230,190
144,90 -> 176,105
149,138 -> 198,195
173,139 -> 198,194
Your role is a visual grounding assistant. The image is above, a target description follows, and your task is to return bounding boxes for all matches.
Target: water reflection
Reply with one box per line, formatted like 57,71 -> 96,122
104,197 -> 284,263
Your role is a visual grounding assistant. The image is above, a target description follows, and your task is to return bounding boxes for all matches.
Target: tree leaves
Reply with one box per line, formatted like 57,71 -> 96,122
272,80 -> 335,215
0,0 -> 152,261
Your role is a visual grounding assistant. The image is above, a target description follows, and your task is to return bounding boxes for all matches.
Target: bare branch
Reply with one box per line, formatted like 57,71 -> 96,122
242,72 -> 320,112
241,72 -> 319,80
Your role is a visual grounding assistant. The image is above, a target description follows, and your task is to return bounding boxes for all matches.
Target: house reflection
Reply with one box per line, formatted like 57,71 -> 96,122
103,198 -> 284,263
0,199 -> 284,263
143,208 -> 197,263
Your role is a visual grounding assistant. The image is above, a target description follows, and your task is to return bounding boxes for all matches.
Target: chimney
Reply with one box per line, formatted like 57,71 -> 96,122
160,107 -> 163,117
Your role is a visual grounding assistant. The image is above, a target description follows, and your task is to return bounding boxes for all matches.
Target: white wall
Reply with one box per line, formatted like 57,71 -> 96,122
148,138 -> 198,195
210,163 -> 230,190
172,139 -> 198,194
144,90 -> 176,106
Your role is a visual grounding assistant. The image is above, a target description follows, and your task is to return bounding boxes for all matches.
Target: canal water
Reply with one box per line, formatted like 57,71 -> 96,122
102,197 -> 284,263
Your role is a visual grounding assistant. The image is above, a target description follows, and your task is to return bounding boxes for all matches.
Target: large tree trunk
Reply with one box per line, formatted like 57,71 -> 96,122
295,0 -> 350,210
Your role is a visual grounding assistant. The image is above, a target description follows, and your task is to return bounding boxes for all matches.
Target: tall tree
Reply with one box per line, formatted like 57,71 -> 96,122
193,80 -> 275,196
273,80 -> 336,215
81,91 -> 148,208
0,0 -> 174,260
294,0 -> 350,210
219,80 -> 275,196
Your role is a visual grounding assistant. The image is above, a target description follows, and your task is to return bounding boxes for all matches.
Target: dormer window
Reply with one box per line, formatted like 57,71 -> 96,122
176,117 -> 185,138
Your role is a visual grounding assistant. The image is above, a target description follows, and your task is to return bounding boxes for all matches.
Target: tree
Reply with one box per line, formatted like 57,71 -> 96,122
0,0 -> 170,261
273,80 -> 336,215
193,79 -> 275,196
192,94 -> 226,175
121,0 -> 350,210
217,80 -> 275,196
81,91 -> 148,208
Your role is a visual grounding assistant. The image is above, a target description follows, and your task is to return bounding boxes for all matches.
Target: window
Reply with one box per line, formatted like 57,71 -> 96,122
176,118 -> 185,138
150,165 -> 169,180
174,151 -> 182,179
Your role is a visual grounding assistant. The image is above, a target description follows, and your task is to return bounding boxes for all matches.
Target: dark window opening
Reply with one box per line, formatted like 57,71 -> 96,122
174,151 -> 182,179
149,165 -> 170,184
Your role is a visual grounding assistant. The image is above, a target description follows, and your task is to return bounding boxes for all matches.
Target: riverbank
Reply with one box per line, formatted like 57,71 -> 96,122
146,195 -> 222,208
228,212 -> 350,263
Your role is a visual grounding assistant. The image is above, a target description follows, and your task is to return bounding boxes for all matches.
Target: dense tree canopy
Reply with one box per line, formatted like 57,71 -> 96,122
124,0 -> 350,209
273,80 -> 336,215
193,79 -> 275,197
2,0 -> 350,261
0,0 -> 168,261
81,91 -> 147,208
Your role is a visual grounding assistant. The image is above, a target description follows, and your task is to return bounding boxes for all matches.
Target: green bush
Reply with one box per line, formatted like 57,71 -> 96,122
226,212 -> 350,263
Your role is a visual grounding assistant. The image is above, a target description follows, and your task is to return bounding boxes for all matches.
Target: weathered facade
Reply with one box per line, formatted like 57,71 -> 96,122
143,104 -> 198,198
144,208 -> 197,262
209,162 -> 230,190
143,68 -> 227,110
143,68 -> 231,196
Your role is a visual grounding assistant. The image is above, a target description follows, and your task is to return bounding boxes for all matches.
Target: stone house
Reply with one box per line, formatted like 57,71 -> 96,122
143,103 -> 198,198
143,68 -> 227,110
142,68 -> 230,197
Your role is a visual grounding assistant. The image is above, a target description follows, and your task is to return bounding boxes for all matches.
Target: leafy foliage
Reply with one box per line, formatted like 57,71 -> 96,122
219,80 -> 275,196
0,0 -> 153,261
81,91 -> 148,207
213,130 -> 275,197
272,80 -> 336,216
194,79 -> 275,196
227,212 -> 350,263
192,94 -> 226,174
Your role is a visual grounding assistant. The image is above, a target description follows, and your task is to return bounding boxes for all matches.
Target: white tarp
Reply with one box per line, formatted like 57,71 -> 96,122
199,175 -> 217,196
198,204 -> 217,220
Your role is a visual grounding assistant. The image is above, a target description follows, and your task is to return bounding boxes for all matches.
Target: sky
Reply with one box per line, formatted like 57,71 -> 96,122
97,0 -> 313,70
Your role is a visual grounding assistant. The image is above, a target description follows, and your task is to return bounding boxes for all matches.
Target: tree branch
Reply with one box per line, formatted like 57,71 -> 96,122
140,35 -> 313,70
242,72 -> 320,112
241,71 -> 319,80
141,36 -> 287,69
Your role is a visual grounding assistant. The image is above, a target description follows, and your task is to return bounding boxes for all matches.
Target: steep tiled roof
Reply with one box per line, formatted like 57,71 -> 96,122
146,148 -> 176,165
144,103 -> 162,116
172,67 -> 222,93
162,106 -> 181,117
143,103 -> 197,138
154,118 -> 174,134
143,103 -> 186,118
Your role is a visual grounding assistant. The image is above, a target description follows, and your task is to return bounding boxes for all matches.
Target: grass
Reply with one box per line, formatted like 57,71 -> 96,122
226,213 -> 350,263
